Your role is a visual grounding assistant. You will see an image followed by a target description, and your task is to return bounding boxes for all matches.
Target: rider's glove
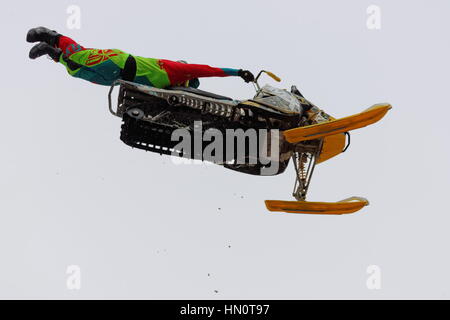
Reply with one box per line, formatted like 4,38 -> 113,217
238,69 -> 255,83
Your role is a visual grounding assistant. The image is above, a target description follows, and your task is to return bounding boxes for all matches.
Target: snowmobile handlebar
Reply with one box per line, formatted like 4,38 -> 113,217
253,70 -> 281,92
264,71 -> 281,82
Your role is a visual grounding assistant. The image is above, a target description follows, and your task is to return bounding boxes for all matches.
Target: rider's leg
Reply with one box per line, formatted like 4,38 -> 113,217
28,27 -> 130,86
56,35 -> 86,57
29,42 -> 62,60
28,27 -> 86,63
27,27 -> 86,56
26,27 -> 60,47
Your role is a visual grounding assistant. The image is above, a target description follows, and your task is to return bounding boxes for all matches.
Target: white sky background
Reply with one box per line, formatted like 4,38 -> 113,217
0,0 -> 449,299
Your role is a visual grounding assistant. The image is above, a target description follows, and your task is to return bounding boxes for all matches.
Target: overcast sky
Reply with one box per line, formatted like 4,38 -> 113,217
0,0 -> 449,299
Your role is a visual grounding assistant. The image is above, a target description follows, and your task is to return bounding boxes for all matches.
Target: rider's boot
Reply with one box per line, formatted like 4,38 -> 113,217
26,27 -> 61,47
29,42 -> 62,61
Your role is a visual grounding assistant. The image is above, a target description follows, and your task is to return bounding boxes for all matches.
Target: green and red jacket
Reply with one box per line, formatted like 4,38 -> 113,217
57,35 -> 240,88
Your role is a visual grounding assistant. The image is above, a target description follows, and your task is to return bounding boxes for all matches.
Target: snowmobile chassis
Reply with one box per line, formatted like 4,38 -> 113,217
109,80 -> 298,176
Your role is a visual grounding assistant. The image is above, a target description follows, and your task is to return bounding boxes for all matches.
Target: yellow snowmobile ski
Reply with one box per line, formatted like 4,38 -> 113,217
283,103 -> 391,143
265,197 -> 369,215
263,98 -> 390,215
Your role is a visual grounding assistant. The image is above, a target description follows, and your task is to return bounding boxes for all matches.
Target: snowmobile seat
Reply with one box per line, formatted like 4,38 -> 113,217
168,86 -> 233,101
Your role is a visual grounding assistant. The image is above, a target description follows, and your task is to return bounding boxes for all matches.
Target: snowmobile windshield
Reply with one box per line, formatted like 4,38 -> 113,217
254,85 -> 302,113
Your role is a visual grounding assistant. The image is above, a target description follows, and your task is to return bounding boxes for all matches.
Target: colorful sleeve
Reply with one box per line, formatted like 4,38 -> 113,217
159,59 -> 241,85
220,68 -> 240,76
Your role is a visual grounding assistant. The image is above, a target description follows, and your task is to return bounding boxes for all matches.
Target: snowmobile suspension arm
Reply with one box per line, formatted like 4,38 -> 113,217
292,140 -> 323,201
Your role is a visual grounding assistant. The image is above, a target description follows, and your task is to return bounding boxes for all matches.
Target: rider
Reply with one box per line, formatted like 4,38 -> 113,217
26,27 -> 255,88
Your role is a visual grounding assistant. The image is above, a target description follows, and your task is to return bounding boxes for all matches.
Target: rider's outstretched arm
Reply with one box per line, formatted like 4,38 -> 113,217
159,59 -> 254,86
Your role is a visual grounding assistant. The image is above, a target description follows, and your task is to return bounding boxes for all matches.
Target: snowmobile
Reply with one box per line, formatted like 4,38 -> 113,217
108,70 -> 391,215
